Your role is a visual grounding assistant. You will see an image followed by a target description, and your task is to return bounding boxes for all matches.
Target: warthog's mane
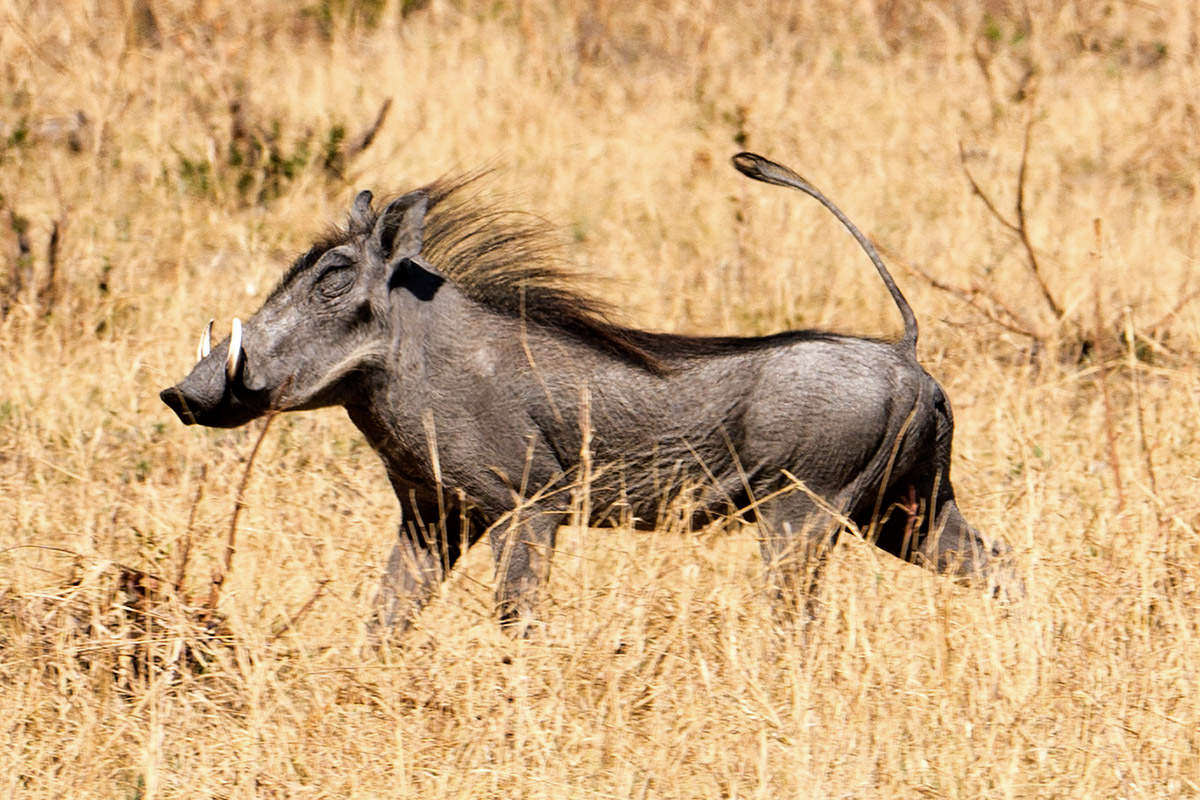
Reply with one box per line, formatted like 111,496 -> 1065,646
416,173 -> 669,372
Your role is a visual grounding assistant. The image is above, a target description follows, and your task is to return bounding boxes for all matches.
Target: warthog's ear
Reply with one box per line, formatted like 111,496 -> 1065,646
349,190 -> 374,234
387,255 -> 444,302
373,189 -> 428,261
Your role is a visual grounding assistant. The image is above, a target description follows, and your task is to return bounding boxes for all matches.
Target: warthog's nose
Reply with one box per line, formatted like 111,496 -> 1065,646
160,385 -> 197,425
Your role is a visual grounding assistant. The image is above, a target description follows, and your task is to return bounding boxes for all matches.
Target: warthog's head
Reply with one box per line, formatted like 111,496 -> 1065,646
160,189 -> 432,428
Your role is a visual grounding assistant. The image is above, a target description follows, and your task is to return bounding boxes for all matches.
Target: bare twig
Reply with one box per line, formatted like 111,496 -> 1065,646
342,97 -> 392,163
959,115 -> 1065,323
958,141 -> 1018,233
324,98 -> 393,180
1014,117 -> 1064,319
971,41 -> 997,108
889,245 -> 1043,340
4,207 -> 32,318
1,8 -> 72,75
268,578 -> 331,643
0,545 -> 167,585
1147,286 -> 1200,336
207,412 -> 277,611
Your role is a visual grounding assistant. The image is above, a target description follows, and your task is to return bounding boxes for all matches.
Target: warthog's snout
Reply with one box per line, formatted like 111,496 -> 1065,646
160,317 -> 264,428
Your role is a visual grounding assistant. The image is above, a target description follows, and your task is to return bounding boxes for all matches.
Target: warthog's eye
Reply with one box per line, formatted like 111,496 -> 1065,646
315,264 -> 355,299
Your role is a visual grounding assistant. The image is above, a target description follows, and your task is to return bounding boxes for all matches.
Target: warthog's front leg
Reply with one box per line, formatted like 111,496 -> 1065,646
370,495 -> 475,642
489,507 -> 564,634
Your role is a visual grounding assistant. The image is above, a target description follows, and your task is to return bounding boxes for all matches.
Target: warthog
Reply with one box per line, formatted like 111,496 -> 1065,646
161,152 -> 1016,636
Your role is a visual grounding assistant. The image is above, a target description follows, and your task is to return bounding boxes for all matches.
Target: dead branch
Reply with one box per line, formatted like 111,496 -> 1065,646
325,97 -> 392,179
268,578 -> 331,643
959,115 -> 1065,322
958,141 -> 1019,233
207,413 -> 277,611
1147,286 -> 1200,337
881,241 -> 1044,340
1013,118 -> 1064,319
0,545 -> 169,585
35,215 -> 63,314
342,97 -> 392,163
1124,309 -> 1160,502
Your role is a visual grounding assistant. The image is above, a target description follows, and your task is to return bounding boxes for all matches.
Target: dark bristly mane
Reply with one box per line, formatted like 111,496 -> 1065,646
403,173 -> 668,373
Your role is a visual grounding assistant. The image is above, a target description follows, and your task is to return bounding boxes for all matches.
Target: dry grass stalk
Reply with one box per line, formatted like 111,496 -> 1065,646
1091,219 -> 1124,513
1124,309 -> 1161,513
174,464 -> 206,594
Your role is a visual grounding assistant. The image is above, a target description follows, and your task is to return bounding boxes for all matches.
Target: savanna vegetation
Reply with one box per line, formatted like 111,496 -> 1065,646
1,1 -> 1198,796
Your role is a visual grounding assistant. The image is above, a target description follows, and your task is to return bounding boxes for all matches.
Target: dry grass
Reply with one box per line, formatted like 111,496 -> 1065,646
2,0 -> 1199,796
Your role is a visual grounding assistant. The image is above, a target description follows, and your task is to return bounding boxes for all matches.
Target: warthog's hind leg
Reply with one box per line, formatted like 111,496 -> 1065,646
870,480 -> 1023,602
863,385 -> 1023,602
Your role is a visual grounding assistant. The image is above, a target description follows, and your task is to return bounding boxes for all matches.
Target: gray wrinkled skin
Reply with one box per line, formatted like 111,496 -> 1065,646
161,154 -> 1019,640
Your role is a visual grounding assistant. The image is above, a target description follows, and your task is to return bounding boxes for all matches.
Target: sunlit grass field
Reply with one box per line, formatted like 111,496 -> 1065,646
2,1 -> 1198,796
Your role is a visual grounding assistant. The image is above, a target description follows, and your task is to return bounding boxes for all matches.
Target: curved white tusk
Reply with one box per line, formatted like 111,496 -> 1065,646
226,317 -> 242,381
196,319 -> 213,362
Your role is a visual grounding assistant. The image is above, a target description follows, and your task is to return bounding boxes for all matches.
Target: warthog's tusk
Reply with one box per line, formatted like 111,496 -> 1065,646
196,319 -> 213,363
226,317 -> 242,381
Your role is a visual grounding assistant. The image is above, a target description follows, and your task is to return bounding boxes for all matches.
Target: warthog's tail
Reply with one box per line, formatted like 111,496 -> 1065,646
731,151 -> 918,355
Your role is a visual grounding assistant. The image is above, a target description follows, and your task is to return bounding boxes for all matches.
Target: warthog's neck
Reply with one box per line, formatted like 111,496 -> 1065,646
344,388 -> 439,501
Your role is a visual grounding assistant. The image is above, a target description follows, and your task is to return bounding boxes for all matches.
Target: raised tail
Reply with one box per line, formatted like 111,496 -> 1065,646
732,151 -> 918,354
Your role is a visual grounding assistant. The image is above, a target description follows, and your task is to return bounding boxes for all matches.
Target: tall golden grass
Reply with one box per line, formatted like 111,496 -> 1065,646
2,1 -> 1198,796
